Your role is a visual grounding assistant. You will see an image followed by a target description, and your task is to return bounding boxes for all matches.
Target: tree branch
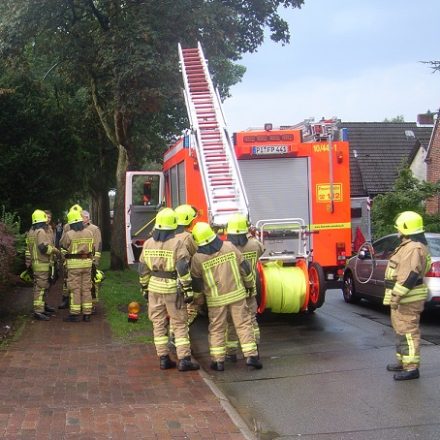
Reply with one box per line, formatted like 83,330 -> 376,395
87,0 -> 110,30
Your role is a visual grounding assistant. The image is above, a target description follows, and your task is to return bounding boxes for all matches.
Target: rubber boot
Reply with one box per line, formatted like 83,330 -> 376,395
63,314 -> 81,322
225,354 -> 238,363
160,355 -> 176,370
178,356 -> 200,372
83,315 -> 91,322
44,304 -> 55,315
210,361 -> 225,372
33,311 -> 50,321
394,369 -> 420,381
58,296 -> 69,309
246,356 -> 263,370
386,363 -> 403,372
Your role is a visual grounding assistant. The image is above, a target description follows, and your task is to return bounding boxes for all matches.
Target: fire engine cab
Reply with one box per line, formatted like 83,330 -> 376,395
125,43 -> 352,314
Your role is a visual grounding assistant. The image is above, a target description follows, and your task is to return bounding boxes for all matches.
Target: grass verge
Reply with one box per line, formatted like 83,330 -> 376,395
100,252 -> 152,344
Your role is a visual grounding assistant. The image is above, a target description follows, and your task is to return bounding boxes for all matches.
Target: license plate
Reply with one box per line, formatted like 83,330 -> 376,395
252,145 -> 288,155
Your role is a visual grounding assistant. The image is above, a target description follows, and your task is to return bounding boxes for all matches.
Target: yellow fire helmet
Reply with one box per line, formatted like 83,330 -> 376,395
69,203 -> 83,212
226,213 -> 249,235
31,209 -> 48,224
394,211 -> 424,236
67,209 -> 83,225
192,222 -> 216,246
175,204 -> 198,226
154,208 -> 177,230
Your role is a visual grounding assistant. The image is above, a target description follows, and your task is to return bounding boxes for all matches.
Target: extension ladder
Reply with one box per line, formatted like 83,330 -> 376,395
178,42 -> 249,227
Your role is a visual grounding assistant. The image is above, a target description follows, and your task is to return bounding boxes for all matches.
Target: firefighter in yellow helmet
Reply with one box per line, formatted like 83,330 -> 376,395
138,208 -> 199,371
60,208 -> 95,322
191,222 -> 262,371
81,210 -> 102,314
384,211 -> 431,380
58,204 -> 83,309
25,209 -> 60,320
225,213 -> 265,362
174,204 -> 200,326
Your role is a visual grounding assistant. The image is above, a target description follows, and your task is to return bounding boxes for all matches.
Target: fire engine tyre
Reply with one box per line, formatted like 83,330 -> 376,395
342,271 -> 361,304
307,262 -> 326,313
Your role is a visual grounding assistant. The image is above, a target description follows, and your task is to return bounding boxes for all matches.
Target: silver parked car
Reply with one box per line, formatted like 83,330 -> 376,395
342,233 -> 440,308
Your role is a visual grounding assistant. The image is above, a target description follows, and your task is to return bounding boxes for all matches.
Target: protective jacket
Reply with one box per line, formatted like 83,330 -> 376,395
25,227 -> 58,272
383,237 -> 431,305
85,223 -> 102,266
229,236 -> 264,297
191,241 -> 254,307
175,229 -> 198,257
60,228 -> 94,269
138,234 -> 191,294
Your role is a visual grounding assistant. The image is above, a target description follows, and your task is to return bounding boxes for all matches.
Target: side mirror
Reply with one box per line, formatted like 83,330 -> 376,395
358,247 -> 371,260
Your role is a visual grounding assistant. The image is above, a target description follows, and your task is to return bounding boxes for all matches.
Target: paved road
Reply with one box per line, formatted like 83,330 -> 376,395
190,290 -> 440,440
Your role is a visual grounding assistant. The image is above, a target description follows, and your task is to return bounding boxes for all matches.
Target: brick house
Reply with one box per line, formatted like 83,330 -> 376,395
340,121 -> 433,239
425,112 -> 440,214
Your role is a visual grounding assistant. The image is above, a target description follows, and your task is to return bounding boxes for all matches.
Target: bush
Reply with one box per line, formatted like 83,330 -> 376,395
0,223 -> 16,292
0,207 -> 25,293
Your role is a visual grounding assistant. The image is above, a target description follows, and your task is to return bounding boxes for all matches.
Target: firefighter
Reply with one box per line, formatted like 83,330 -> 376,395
191,222 -> 262,371
174,204 -> 199,325
58,204 -> 82,309
25,209 -> 60,321
384,211 -> 431,381
138,208 -> 199,372
60,209 -> 94,322
225,214 -> 265,362
81,210 -> 102,314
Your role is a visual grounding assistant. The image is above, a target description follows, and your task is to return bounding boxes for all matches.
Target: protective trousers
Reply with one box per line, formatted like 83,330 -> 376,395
149,292 -> 191,359
67,268 -> 93,315
226,296 -> 260,356
208,298 -> 258,362
391,299 -> 425,370
33,271 -> 49,313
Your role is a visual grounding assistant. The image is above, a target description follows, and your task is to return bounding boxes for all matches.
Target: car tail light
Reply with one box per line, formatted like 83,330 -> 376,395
336,242 -> 346,266
426,261 -> 440,277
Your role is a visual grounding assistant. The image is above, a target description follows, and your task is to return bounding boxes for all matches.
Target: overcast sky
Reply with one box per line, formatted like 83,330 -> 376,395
222,0 -> 440,133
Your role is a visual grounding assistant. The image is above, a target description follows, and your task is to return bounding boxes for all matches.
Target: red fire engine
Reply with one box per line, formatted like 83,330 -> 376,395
125,43 -> 351,314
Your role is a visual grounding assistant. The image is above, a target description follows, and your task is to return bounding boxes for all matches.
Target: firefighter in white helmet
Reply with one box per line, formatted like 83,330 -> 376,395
384,211 -> 431,380
60,209 -> 95,322
25,209 -> 60,321
138,208 -> 199,372
225,213 -> 265,362
191,222 -> 262,371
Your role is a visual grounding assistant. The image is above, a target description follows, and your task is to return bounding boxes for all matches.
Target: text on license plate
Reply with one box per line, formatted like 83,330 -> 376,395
252,145 -> 288,155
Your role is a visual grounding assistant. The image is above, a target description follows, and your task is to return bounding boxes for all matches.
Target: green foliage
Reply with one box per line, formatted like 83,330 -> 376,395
371,166 -> 440,239
99,252 -> 152,343
0,206 -> 26,273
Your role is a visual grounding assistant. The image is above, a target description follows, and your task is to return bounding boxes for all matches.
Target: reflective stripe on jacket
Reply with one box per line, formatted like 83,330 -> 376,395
61,228 -> 94,269
138,235 -> 191,294
383,238 -> 431,305
191,241 -> 254,307
26,228 -> 56,272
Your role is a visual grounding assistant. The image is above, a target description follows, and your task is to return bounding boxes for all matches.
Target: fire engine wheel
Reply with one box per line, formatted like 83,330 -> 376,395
342,271 -> 361,304
307,262 -> 325,313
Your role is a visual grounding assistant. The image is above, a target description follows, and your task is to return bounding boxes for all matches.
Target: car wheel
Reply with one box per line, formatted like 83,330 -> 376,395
343,271 -> 361,304
307,262 -> 326,313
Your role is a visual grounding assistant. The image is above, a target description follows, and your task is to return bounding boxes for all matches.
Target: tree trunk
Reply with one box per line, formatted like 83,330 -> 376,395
110,144 -> 129,270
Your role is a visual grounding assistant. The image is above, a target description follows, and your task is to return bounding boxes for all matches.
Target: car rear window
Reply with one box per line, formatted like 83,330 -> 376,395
427,237 -> 440,257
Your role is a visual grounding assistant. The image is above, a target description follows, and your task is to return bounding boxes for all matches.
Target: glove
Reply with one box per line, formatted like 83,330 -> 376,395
390,293 -> 400,310
141,286 -> 149,301
183,288 -> 194,304
246,287 -> 256,297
